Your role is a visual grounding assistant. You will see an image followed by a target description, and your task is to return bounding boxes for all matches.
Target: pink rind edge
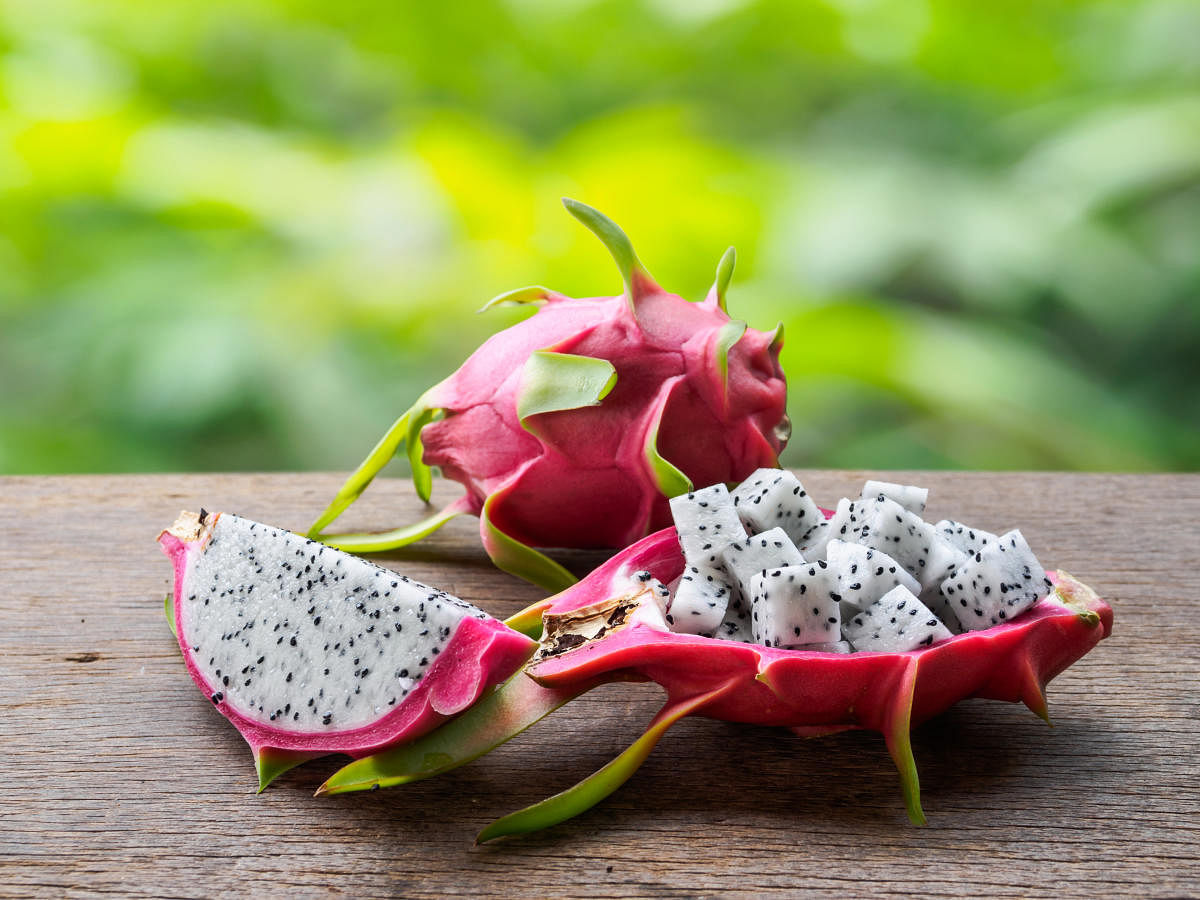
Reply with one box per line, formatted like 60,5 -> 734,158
159,522 -> 535,758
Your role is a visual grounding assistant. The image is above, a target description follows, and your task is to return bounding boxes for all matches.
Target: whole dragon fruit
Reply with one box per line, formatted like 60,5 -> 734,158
158,510 -> 534,790
308,200 -> 789,591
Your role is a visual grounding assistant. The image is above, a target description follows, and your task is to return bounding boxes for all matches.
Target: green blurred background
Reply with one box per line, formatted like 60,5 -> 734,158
1,0 -> 1198,475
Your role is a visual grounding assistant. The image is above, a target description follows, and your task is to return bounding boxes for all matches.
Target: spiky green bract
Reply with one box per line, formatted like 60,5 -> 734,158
711,246 -> 736,313
255,748 -> 322,793
715,320 -> 748,393
164,593 -> 176,637
516,351 -> 617,425
562,198 -> 651,309
479,285 -> 553,312
310,202 -> 789,589
317,674 -> 594,796
315,496 -> 473,555
475,679 -> 740,844
642,375 -> 693,498
480,488 -> 577,593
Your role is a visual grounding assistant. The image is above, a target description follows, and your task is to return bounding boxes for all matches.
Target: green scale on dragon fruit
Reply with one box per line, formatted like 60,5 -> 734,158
158,510 -> 534,788
852,495 -> 965,591
749,561 -> 841,649
861,481 -> 928,516
941,529 -> 1052,630
704,527 -> 805,641
730,468 -> 827,554
842,585 -> 954,653
824,539 -> 920,620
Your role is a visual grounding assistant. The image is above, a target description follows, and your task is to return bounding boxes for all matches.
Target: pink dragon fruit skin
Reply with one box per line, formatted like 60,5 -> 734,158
309,200 -> 788,591
159,510 -> 535,790
319,519 -> 1112,840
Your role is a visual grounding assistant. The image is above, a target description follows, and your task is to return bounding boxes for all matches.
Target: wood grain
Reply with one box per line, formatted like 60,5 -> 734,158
1,472 -> 1197,898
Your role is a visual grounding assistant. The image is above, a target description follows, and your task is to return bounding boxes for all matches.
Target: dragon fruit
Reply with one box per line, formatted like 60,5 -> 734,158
853,495 -> 965,590
318,522 -> 1111,841
750,562 -> 841,648
720,527 -> 806,603
825,539 -> 920,616
941,529 -> 1050,630
842,585 -> 953,652
862,480 -> 928,516
935,519 -> 999,556
308,200 -> 788,591
731,468 -> 826,549
668,564 -> 735,636
158,510 -> 534,789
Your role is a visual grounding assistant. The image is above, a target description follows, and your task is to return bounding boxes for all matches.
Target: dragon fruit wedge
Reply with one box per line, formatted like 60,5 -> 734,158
307,199 -> 789,592
317,498 -> 1112,842
158,510 -> 535,790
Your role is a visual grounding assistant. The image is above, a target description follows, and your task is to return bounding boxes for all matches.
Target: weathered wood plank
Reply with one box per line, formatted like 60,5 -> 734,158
0,472 -> 1196,898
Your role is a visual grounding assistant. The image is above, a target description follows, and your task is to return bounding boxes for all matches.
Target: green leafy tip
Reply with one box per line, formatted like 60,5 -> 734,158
767,321 -> 784,354
481,489 -> 577,593
516,350 -> 617,426
714,319 -> 747,393
476,681 -> 737,844
479,285 -> 552,313
316,673 -> 590,796
406,407 -> 437,503
643,382 -> 692,499
164,593 -> 176,637
308,388 -> 443,539
884,659 -> 925,826
562,198 -> 652,308
255,748 -> 320,793
308,411 -> 411,537
315,499 -> 471,555
712,246 -> 736,312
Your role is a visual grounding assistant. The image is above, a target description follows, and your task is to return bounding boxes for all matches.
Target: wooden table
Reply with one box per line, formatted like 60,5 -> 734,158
1,472 -> 1196,898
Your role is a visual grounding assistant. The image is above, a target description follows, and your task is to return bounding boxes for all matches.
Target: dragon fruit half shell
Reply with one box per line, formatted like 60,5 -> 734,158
318,525 -> 1112,841
309,200 -> 789,591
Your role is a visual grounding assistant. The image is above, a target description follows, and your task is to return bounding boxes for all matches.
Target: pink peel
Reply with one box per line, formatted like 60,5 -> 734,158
332,526 -> 1112,835
159,512 -> 535,787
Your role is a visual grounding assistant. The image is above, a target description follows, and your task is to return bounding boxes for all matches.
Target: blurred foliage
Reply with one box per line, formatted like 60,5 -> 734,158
1,0 -> 1197,475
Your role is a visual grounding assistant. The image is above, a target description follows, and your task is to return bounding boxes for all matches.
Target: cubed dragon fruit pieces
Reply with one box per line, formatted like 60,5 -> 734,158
715,614 -> 754,643
731,468 -> 825,548
824,539 -> 920,616
631,570 -> 673,617
940,529 -> 1051,631
720,527 -> 806,606
861,480 -> 928,516
670,563 -> 736,636
670,484 -> 747,561
935,519 -> 999,556
920,584 -> 964,634
843,585 -> 953,653
749,562 -> 840,649
854,496 -> 964,591
802,497 -> 863,560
